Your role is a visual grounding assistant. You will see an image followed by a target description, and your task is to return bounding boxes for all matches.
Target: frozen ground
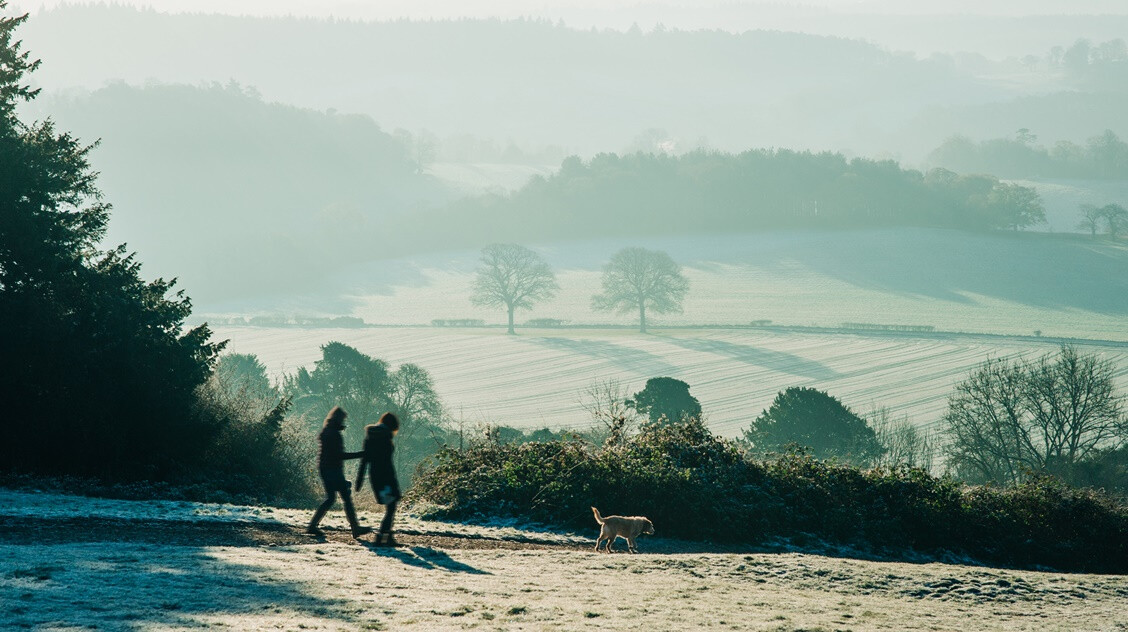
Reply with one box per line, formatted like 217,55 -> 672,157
3,490 -> 1127,631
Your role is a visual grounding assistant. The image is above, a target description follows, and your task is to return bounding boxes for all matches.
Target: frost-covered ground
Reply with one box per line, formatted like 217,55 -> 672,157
214,326 -> 1128,436
0,490 -> 589,546
3,490 -> 1127,631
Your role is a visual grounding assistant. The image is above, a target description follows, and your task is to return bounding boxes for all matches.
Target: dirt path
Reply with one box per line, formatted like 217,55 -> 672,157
0,515 -> 593,550
1,511 -> 772,555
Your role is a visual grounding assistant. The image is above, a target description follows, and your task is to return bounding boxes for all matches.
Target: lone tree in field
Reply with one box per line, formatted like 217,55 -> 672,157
943,346 -> 1126,486
592,247 -> 688,333
627,377 -> 702,426
471,243 -> 559,334
743,387 -> 885,466
1078,204 -> 1104,238
986,182 -> 1045,231
1102,203 -> 1128,238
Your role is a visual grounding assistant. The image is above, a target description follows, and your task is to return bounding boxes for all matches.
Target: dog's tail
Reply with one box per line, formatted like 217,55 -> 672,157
591,507 -> 604,524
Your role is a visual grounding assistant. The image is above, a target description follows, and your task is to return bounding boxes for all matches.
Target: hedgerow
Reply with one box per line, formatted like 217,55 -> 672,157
409,419 -> 1128,573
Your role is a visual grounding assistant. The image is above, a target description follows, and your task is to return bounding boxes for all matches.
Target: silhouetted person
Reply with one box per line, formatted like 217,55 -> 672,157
356,413 -> 402,546
306,406 -> 373,538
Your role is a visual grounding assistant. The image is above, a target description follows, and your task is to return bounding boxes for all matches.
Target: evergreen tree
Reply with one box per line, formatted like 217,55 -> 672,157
0,5 -> 223,477
744,387 -> 884,466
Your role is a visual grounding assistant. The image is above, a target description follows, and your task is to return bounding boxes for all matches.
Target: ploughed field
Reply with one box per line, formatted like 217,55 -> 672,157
207,227 -> 1128,435
215,326 -> 1128,437
3,490 -> 1125,631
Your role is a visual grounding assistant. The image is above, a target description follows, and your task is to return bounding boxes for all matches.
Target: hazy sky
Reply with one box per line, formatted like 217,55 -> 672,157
11,0 -> 1128,25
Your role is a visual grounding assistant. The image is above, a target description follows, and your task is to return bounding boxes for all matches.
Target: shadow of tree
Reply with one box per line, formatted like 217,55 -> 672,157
660,335 -> 839,380
784,229 -> 1128,314
1,542 -> 358,630
521,336 -> 680,377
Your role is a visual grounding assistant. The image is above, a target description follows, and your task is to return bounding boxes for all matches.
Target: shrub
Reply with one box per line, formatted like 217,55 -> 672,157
410,420 -> 1128,573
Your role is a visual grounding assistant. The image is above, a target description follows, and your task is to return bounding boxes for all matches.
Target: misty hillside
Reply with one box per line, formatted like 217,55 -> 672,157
20,4 -> 1023,159
392,150 -> 1054,253
35,82 -> 452,303
206,228 -> 1128,344
29,81 -> 1123,312
903,92 -> 1128,159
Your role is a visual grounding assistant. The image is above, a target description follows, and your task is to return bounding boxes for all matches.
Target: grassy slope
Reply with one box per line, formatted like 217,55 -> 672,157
210,227 -> 1128,436
214,228 -> 1128,337
215,326 -> 1128,438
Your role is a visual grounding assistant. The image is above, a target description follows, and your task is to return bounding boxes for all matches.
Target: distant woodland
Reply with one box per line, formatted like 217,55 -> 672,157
401,150 -> 1048,249
928,129 -> 1128,180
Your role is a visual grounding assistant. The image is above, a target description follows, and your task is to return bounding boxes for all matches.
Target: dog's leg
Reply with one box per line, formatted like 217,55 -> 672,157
627,537 -> 637,553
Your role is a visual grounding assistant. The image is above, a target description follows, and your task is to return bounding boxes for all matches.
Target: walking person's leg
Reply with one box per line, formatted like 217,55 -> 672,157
378,500 -> 399,545
341,485 -> 372,537
306,476 -> 336,534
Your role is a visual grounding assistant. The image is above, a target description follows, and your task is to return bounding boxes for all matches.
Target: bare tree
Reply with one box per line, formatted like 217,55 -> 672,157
1023,347 -> 1125,471
579,377 -> 640,447
943,347 -> 1126,485
388,362 -> 448,478
591,247 -> 689,333
1077,203 -> 1103,238
390,363 -> 443,427
471,243 -> 559,334
1102,203 -> 1128,238
943,356 -> 1030,485
867,406 -> 936,471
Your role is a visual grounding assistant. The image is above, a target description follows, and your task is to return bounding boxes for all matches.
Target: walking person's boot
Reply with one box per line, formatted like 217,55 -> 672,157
378,532 -> 401,547
305,506 -> 329,536
344,496 -> 372,538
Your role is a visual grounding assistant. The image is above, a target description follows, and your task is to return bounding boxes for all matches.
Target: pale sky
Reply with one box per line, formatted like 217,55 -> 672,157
9,0 -> 1128,25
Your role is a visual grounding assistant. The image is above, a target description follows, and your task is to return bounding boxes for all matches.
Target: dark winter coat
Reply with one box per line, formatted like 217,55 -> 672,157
317,425 -> 362,472
356,424 -> 401,503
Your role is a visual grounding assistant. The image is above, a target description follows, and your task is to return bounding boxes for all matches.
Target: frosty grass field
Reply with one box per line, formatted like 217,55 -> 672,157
216,325 -> 1128,438
4,489 -> 1127,632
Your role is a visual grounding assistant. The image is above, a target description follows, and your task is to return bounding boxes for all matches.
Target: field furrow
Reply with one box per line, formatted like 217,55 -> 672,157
217,327 -> 1128,440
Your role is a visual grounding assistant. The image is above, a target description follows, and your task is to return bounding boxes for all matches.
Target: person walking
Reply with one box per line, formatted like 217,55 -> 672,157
356,412 -> 403,546
306,406 -> 373,538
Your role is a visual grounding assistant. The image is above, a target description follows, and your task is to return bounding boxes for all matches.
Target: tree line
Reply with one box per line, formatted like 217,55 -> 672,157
405,150 -> 1048,251
593,346 -> 1126,495
928,128 -> 1128,180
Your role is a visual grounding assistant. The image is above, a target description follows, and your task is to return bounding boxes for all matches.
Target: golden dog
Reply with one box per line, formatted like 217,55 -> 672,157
592,506 -> 655,553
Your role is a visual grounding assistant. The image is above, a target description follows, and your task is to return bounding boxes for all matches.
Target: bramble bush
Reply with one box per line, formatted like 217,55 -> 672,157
409,419 -> 1128,573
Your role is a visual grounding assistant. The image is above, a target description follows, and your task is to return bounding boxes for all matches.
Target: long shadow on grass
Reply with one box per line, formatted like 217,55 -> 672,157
521,337 -> 680,377
790,229 -> 1128,314
660,335 -> 839,380
357,542 -> 490,575
0,543 -> 356,630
